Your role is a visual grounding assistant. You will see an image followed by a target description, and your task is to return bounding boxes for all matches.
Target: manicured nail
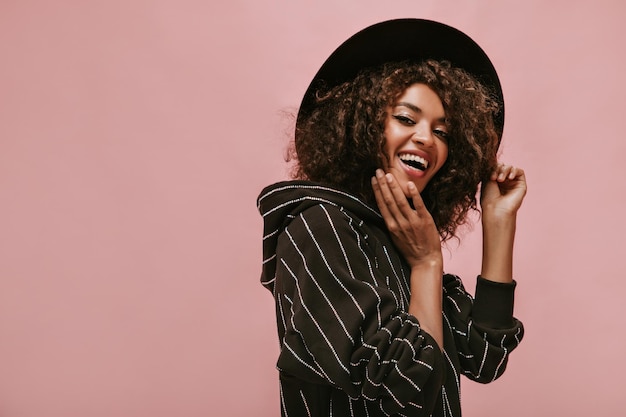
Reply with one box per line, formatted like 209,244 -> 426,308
376,169 -> 384,178
385,173 -> 393,183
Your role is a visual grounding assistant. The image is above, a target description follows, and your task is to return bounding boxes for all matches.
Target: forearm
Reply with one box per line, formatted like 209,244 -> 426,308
479,163 -> 526,284
480,214 -> 516,283
408,259 -> 444,350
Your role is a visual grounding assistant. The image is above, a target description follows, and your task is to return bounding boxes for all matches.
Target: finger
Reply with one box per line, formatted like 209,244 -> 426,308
507,166 -> 516,180
509,166 -> 525,180
490,163 -> 504,181
497,164 -> 512,182
371,174 -> 395,223
372,170 -> 409,231
384,173 -> 414,215
374,171 -> 403,218
407,181 -> 428,216
496,163 -> 526,182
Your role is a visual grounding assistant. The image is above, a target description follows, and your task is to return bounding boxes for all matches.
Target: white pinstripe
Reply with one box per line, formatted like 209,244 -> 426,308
443,348 -> 460,396
258,183 -> 381,217
291,219 -> 356,343
381,246 -> 409,310
280,380 -> 288,417
300,390 -> 312,417
281,257 -> 350,374
476,336 -> 490,379
284,293 -> 336,384
491,334 -> 508,382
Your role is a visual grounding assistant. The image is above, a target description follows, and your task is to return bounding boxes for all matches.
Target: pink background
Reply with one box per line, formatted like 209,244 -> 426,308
1,1 -> 625,416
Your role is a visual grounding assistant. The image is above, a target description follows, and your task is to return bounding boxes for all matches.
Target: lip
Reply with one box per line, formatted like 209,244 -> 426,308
396,150 -> 432,179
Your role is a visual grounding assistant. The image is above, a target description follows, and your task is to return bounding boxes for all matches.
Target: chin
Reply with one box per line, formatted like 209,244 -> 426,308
406,180 -> 428,195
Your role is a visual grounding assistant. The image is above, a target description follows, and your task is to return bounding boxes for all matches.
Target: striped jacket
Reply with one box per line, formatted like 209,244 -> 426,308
258,181 -> 523,417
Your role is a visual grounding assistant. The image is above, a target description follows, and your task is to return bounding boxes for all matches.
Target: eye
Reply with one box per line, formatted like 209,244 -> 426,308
433,128 -> 449,141
392,115 -> 415,125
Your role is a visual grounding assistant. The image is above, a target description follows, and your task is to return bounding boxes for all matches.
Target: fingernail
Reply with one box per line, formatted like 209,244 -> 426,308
376,169 -> 384,178
385,173 -> 393,183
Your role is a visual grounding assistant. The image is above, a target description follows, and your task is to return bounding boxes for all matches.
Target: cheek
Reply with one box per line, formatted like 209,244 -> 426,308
432,143 -> 449,174
439,142 -> 449,165
442,147 -> 449,166
382,128 -> 401,154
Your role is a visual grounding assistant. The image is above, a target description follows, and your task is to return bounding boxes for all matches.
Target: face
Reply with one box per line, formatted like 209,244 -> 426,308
383,83 -> 449,195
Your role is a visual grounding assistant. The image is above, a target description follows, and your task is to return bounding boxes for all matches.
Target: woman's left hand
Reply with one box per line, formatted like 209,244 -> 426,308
480,163 -> 527,219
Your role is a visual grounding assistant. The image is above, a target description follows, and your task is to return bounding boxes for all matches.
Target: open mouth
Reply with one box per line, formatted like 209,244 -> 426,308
399,153 -> 428,171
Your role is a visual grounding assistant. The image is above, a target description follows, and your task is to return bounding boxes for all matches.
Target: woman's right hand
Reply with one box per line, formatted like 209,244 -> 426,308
373,170 -> 445,349
371,169 -> 443,268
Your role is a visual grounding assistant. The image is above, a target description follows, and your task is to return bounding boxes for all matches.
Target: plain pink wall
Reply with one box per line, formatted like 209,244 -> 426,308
1,1 -> 625,416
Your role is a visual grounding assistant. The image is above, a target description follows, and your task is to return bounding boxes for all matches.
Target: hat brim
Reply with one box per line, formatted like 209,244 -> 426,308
297,18 -> 504,141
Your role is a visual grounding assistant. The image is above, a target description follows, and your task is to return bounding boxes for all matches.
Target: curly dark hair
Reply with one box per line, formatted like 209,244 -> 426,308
289,60 -> 501,241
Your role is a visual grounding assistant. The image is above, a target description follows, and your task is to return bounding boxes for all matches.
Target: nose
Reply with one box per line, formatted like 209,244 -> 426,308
411,121 -> 434,145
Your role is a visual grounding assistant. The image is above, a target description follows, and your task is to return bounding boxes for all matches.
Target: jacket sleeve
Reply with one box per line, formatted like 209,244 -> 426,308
274,204 -> 445,415
442,274 -> 524,383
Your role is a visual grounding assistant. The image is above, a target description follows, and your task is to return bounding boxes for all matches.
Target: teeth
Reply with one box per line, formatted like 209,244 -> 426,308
399,153 -> 429,170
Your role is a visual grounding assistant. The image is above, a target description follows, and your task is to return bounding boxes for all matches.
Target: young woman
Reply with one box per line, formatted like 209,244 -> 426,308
258,19 -> 526,417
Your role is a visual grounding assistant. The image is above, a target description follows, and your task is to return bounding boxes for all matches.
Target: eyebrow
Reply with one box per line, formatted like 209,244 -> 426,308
395,102 -> 447,123
396,102 -> 421,113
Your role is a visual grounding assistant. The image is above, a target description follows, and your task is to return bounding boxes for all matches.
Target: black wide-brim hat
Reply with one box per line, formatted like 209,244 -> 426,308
297,18 -> 505,143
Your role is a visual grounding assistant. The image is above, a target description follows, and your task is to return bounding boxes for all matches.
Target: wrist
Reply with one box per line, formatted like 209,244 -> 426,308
409,255 -> 443,272
482,209 -> 517,228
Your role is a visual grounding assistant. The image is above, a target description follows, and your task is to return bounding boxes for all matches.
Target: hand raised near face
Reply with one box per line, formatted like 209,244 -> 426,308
480,163 -> 527,219
371,169 -> 443,268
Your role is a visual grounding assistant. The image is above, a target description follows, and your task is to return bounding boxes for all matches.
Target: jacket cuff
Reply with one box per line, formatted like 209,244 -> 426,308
472,276 -> 517,329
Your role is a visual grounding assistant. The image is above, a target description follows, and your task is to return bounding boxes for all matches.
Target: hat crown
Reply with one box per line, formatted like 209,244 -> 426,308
297,18 -> 504,142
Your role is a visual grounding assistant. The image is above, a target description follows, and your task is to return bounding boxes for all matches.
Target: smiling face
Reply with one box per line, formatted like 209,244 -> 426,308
383,83 -> 449,195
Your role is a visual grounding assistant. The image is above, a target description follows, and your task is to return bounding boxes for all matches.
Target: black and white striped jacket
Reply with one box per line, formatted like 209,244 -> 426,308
258,181 -> 523,417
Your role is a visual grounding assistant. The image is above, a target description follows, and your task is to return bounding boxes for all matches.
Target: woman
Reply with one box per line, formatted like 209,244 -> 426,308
258,19 -> 526,417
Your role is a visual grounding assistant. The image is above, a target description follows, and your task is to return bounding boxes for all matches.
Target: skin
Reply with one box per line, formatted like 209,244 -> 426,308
480,164 -> 527,284
371,84 -> 528,351
383,83 -> 449,194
